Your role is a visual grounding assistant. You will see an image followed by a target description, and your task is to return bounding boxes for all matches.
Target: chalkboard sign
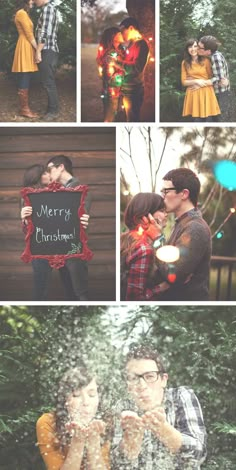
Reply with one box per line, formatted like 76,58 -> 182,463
21,182 -> 93,268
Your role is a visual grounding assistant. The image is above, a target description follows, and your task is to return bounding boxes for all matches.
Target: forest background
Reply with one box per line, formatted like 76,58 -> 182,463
0,305 -> 235,469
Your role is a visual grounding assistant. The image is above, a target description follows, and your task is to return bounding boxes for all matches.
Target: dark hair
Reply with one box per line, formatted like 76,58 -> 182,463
99,27 -> 120,50
125,345 -> 166,374
15,0 -> 31,14
120,17 -> 140,31
124,192 -> 165,230
199,35 -> 221,53
47,155 -> 73,175
163,168 -> 200,207
23,164 -> 45,188
183,38 -> 204,69
55,366 -> 96,446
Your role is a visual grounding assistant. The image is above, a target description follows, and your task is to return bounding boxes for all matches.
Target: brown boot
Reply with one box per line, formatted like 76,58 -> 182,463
18,89 -> 38,118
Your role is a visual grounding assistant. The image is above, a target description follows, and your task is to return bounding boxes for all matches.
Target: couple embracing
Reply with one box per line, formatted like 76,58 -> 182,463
181,35 -> 230,122
12,0 -> 59,121
121,168 -> 212,302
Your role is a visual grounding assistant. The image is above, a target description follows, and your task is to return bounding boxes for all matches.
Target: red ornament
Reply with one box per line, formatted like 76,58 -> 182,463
167,273 -> 176,283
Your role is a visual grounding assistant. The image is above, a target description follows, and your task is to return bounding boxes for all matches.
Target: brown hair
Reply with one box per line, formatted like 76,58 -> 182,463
183,38 -> 204,71
125,344 -> 166,374
15,0 -> 31,14
199,35 -> 221,54
23,164 -> 45,188
163,168 -> 200,207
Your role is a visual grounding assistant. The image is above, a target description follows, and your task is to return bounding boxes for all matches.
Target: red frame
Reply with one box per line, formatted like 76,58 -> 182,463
20,182 -> 93,269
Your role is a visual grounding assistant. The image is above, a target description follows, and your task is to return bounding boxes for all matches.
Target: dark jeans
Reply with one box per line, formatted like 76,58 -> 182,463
122,86 -> 144,122
61,259 -> 89,301
17,72 -> 34,89
215,91 -> 231,122
32,259 -> 52,300
38,49 -> 59,113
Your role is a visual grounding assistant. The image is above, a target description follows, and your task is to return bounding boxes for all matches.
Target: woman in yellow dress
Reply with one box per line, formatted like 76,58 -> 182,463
12,0 -> 38,118
36,366 -> 110,470
181,38 -> 221,122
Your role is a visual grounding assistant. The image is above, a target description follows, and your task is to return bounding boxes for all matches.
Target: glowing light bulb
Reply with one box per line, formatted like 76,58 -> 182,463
216,231 -> 224,239
137,225 -> 144,236
167,273 -> 176,283
123,190 -> 129,196
156,245 -> 180,263
98,66 -> 103,76
230,207 -> 235,213
126,49 -> 130,55
98,45 -> 103,52
148,37 -> 153,41
149,57 -> 155,62
108,66 -> 115,76
100,94 -> 105,99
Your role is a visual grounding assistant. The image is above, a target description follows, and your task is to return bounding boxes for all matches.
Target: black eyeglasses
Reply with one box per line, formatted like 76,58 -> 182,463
125,371 -> 162,385
161,187 -> 176,196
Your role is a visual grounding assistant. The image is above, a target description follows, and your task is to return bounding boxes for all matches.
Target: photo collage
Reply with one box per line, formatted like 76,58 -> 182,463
0,0 -> 235,469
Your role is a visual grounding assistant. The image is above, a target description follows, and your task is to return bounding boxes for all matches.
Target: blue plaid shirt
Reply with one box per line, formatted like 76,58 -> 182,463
111,387 -> 207,469
211,51 -> 230,94
35,0 -> 59,52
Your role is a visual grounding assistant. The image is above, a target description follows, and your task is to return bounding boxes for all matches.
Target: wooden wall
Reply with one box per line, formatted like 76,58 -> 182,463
0,127 -> 116,301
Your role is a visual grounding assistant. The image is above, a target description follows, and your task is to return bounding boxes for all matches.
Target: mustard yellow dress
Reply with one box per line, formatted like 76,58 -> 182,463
12,9 -> 38,73
36,412 -> 110,470
181,58 -> 220,118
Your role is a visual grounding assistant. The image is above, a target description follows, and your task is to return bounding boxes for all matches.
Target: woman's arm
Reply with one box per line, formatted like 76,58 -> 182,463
16,10 -> 37,49
86,420 -> 108,469
181,61 -> 211,88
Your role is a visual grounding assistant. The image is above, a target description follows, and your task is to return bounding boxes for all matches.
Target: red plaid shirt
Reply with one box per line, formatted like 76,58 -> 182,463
124,242 -> 163,301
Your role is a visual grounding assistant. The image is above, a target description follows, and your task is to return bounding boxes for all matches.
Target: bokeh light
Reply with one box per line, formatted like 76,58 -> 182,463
213,160 -> 236,191
156,245 -> 180,263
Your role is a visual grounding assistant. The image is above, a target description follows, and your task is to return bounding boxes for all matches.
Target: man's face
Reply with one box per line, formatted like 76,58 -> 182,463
125,359 -> 168,411
34,0 -> 45,7
161,180 -> 184,214
120,26 -> 132,42
197,41 -> 211,56
46,162 -> 63,183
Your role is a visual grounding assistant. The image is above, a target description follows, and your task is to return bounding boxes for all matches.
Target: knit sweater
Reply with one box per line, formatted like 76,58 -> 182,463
158,209 -> 212,301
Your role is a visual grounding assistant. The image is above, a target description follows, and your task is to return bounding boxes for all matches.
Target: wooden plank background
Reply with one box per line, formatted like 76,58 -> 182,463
0,127 -> 116,301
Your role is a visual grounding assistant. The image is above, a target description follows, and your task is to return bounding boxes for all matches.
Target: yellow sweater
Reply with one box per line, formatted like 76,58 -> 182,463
36,412 -> 110,470
12,9 -> 38,73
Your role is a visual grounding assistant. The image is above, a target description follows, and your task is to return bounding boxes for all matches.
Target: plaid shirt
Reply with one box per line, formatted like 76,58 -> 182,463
35,0 -> 59,52
210,51 -> 230,94
111,387 -> 207,470
124,242 -> 163,301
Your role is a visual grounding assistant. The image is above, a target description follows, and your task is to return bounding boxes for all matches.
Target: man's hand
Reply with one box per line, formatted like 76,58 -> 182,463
80,213 -> 90,229
142,407 -> 167,436
21,206 -> 32,220
219,77 -> 229,87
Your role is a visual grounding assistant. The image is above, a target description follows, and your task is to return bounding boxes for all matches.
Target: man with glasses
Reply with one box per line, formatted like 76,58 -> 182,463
111,345 -> 206,469
197,36 -> 230,122
157,168 -> 211,301
46,154 -> 91,300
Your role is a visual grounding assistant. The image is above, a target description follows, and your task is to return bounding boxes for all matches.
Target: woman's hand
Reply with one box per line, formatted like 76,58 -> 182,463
87,419 -> 106,445
21,206 -> 32,220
